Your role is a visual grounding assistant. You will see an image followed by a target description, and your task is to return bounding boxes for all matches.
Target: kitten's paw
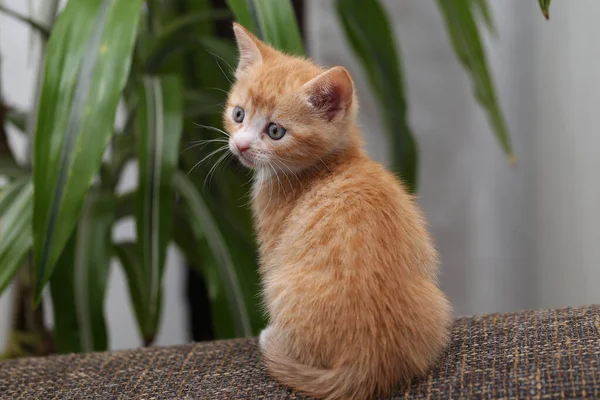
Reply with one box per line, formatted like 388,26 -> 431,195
259,326 -> 274,350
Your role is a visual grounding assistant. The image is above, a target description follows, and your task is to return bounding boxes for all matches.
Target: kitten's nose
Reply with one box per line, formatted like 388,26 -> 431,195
236,142 -> 250,153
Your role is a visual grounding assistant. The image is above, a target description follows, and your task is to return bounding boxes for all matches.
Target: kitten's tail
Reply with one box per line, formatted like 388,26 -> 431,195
261,337 -> 388,400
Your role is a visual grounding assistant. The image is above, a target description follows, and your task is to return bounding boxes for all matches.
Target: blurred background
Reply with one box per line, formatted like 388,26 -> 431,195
1,0 -> 599,353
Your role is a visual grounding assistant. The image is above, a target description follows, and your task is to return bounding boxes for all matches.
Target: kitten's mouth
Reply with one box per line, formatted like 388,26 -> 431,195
236,152 -> 256,168
229,142 -> 256,168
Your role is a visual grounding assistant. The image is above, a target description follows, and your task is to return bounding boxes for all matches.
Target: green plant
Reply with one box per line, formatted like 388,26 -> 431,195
0,0 -> 532,357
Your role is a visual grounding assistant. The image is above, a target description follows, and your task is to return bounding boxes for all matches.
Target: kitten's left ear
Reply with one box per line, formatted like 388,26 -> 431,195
232,22 -> 268,79
302,66 -> 354,121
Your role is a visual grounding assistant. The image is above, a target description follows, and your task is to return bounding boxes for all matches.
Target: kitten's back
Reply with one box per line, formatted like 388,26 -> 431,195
261,155 -> 452,398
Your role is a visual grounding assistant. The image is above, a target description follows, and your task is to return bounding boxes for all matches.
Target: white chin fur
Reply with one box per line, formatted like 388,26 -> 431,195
237,154 -> 256,168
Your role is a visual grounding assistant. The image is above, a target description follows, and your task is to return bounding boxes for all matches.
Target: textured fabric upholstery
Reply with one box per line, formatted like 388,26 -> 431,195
1,305 -> 599,399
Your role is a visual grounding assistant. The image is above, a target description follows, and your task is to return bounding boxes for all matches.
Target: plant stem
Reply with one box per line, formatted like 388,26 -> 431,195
0,4 -> 50,39
2,259 -> 53,358
146,0 -> 159,35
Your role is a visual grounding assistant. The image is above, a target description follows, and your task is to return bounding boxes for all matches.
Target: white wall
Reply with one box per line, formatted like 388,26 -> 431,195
307,0 -> 600,316
532,0 -> 600,309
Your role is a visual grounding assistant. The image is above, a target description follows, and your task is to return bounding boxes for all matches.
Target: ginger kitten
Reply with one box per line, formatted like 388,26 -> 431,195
224,22 -> 452,400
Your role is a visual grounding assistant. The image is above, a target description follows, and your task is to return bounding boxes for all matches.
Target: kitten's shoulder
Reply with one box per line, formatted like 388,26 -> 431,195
328,156 -> 409,202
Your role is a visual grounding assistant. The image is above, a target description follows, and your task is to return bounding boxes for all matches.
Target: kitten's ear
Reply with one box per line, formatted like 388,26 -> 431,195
302,67 -> 354,121
232,22 -> 266,78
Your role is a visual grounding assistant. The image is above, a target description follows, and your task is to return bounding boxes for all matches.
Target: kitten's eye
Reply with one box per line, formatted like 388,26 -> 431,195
267,123 -> 286,140
232,106 -> 245,123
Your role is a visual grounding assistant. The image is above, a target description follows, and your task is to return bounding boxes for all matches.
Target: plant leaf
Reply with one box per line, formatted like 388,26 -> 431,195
172,209 -> 235,334
224,0 -> 258,35
336,0 -> 418,192
135,75 -> 183,342
172,209 -> 223,301
0,156 -> 27,179
436,0 -> 515,163
115,190 -> 135,221
49,190 -> 115,353
184,90 -> 227,120
196,37 -> 238,73
144,36 -> 238,78
0,178 -> 34,296
113,243 -> 143,333
251,0 -> 304,55
32,0 -> 144,303
142,9 -> 232,74
227,0 -> 303,55
158,9 -> 232,41
470,0 -> 496,34
539,0 -> 551,20
173,171 -> 252,337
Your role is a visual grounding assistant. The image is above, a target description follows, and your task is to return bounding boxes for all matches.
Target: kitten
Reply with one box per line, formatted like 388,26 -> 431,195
224,22 -> 452,400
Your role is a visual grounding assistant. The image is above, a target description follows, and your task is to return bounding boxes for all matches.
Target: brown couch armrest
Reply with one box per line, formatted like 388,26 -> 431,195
1,305 -> 599,399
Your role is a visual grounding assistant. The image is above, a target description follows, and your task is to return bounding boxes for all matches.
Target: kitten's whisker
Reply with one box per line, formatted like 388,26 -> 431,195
186,145 -> 228,175
203,151 -> 231,190
270,156 -> 304,190
182,138 -> 228,154
207,51 -> 235,76
207,86 -> 229,95
189,138 -> 229,145
238,173 -> 256,204
189,101 -> 227,117
270,158 -> 295,190
193,123 -> 230,138
269,163 -> 283,195
213,57 -> 234,85
317,155 -> 333,173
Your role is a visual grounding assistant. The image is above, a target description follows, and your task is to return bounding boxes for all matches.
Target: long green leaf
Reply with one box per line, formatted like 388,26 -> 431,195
470,0 -> 496,34
143,10 -> 232,74
0,156 -> 27,179
49,190 -> 115,353
172,212 -> 212,298
114,243 -> 144,330
145,36 -> 237,77
173,171 -> 252,337
252,0 -> 304,55
115,190 -> 135,221
336,0 -> 417,192
158,10 -> 231,41
196,37 -> 239,73
227,0 -> 304,55
32,0 -> 144,303
224,0 -> 258,35
184,90 -> 228,120
0,178 -> 33,296
539,0 -> 551,20
135,75 -> 183,342
436,0 -> 515,163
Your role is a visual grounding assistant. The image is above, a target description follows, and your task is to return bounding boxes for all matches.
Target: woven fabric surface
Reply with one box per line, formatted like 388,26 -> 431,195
0,305 -> 599,399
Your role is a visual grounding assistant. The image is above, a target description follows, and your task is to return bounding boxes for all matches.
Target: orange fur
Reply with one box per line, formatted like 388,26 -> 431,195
223,23 -> 452,400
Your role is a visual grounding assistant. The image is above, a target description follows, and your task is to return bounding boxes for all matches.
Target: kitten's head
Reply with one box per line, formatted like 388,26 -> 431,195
224,23 -> 357,172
